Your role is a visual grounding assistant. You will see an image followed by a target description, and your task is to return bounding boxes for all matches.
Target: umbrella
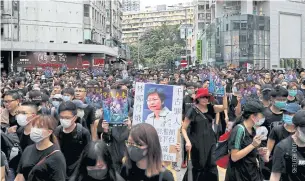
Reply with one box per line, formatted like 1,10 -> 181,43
187,151 -> 193,181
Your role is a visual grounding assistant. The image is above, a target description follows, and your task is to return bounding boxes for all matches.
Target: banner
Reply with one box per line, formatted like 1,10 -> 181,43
85,86 -> 103,109
102,89 -> 128,124
133,83 -> 183,162
196,40 -> 202,63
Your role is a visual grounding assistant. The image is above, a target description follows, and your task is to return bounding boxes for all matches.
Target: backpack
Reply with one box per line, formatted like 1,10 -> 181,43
215,124 -> 245,168
0,130 -> 22,161
56,123 -> 83,147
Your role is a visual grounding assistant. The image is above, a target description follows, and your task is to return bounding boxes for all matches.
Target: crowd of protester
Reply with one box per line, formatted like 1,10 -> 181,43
0,67 -> 305,181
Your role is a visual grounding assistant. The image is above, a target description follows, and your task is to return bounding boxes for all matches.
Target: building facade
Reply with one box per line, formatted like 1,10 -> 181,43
191,0 -> 212,65
122,4 -> 194,44
199,0 -> 305,68
1,0 -> 129,72
122,0 -> 140,12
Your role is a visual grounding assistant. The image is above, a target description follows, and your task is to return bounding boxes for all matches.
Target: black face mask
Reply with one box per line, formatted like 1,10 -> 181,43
87,168 -> 108,180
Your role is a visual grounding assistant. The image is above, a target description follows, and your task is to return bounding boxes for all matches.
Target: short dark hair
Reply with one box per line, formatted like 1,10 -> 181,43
58,101 -> 77,116
4,90 -> 21,100
146,88 -> 166,102
21,101 -> 38,114
62,88 -> 75,96
54,81 -> 64,89
76,83 -> 86,90
270,86 -> 288,98
301,100 -> 305,109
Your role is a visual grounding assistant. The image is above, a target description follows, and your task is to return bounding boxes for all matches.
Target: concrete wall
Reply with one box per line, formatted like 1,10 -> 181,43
269,1 -> 305,68
19,0 -> 83,44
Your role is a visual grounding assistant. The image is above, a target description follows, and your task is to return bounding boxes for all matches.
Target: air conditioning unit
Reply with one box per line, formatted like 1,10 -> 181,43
19,51 -> 27,56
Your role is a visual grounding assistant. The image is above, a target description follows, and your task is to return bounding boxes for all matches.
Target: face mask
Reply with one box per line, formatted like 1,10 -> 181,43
60,119 -> 73,129
274,101 -> 286,109
16,114 -> 29,127
77,109 -> 85,119
187,89 -> 194,95
283,114 -> 293,125
297,127 -> 305,143
95,109 -> 103,119
288,90 -> 297,97
52,101 -> 60,108
30,127 -> 47,143
254,117 -> 265,126
63,96 -> 71,102
127,146 -> 146,162
87,168 -> 108,180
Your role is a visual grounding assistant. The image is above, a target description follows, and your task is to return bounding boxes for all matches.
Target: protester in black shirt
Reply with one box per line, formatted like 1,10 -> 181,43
225,100 -> 269,181
287,82 -> 303,104
16,102 -> 38,151
15,115 -> 66,181
270,110 -> 305,181
3,90 -> 21,129
70,140 -> 125,181
121,123 -> 174,181
260,84 -> 273,108
55,101 -> 91,180
262,86 -> 288,138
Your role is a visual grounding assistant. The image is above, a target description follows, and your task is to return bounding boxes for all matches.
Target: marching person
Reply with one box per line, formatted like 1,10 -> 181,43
225,100 -> 269,181
121,123 -> 174,181
182,88 -> 228,181
15,115 -> 66,181
270,110 -> 305,181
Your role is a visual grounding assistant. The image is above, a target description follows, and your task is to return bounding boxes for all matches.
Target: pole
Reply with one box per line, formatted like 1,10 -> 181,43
10,3 -> 13,72
137,35 -> 140,69
185,7 -> 188,68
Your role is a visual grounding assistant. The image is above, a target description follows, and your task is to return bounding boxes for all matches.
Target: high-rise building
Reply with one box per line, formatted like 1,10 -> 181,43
122,0 -> 140,12
197,0 -> 305,68
1,0 -> 130,72
122,4 -> 194,44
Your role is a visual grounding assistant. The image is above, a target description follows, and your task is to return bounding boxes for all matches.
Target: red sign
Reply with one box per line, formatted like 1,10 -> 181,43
93,59 -> 105,66
180,59 -> 188,67
82,60 -> 90,68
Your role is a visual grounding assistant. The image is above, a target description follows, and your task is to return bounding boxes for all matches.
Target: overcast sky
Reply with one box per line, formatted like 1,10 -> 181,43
140,0 -> 192,9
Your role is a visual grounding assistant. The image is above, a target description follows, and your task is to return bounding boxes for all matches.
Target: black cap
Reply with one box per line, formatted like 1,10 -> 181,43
261,84 -> 273,92
292,110 -> 305,127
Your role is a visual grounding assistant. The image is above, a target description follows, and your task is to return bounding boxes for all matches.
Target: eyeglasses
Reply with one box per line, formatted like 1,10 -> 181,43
125,140 -> 143,148
3,99 -> 16,104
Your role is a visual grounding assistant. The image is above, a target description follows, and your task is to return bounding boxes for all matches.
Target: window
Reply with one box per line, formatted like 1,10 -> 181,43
226,24 -> 229,31
1,1 -> 4,11
84,4 -> 89,17
13,1 -> 18,11
1,27 -> 3,36
241,23 -> 247,30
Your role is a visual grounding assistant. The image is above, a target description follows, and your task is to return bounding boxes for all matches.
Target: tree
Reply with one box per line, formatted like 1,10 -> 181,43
127,24 -> 185,67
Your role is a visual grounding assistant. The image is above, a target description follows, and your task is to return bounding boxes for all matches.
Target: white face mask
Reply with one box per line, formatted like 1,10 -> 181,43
60,119 -> 73,129
16,114 -> 29,127
30,127 -> 47,143
77,109 -> 85,119
255,117 -> 265,127
95,109 -> 103,119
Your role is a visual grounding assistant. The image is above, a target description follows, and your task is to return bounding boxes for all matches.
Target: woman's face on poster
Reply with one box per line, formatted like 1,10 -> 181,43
147,93 -> 162,112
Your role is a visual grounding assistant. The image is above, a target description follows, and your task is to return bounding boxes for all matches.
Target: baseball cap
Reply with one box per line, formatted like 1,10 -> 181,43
292,110 -> 305,128
72,100 -> 88,109
261,84 -> 273,92
282,103 -> 301,114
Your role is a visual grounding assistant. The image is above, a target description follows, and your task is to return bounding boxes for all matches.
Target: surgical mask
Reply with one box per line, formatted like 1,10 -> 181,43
87,168 -> 108,180
52,101 -> 60,108
297,127 -> 305,143
274,101 -> 286,109
254,117 -> 265,126
60,119 -> 73,129
127,146 -> 146,162
77,109 -> 85,119
16,114 -> 29,127
63,96 -> 71,102
288,90 -> 297,97
283,114 -> 293,125
187,89 -> 194,95
30,127 -> 47,143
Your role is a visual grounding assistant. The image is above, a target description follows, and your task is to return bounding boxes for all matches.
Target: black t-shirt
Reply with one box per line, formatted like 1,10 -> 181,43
272,136 -> 305,181
55,124 -> 91,179
225,123 -> 263,181
182,95 -> 194,117
17,127 -> 35,151
9,113 -> 18,127
228,95 -> 238,122
262,107 -> 283,146
120,162 -> 174,181
269,125 -> 294,154
83,105 -> 96,133
17,144 -> 66,181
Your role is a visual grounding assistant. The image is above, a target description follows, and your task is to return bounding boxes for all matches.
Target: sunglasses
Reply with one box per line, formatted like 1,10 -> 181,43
199,96 -> 210,99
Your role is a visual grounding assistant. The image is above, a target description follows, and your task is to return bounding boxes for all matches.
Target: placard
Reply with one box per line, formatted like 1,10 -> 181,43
133,83 -> 183,162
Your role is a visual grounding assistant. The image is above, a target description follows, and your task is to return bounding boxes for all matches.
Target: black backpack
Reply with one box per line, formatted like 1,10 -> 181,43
0,130 -> 22,161
56,123 -> 83,147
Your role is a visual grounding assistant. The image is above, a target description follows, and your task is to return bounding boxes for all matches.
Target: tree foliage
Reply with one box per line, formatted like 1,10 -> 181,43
128,24 -> 185,66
